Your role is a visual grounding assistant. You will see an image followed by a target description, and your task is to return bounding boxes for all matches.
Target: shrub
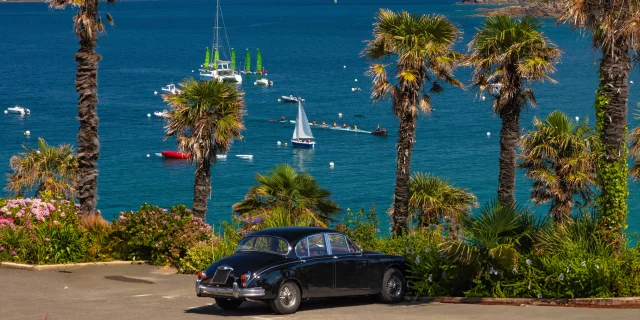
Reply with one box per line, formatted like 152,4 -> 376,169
177,222 -> 242,274
111,203 -> 213,266
334,206 -> 381,251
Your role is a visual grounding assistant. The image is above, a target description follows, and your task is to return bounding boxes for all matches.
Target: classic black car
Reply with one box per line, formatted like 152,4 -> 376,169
195,227 -> 407,314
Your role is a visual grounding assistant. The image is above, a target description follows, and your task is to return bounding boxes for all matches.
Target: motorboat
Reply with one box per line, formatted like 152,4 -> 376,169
281,95 -> 304,103
371,129 -> 388,136
160,150 -> 190,159
254,78 -> 273,86
5,105 -> 30,115
154,110 -> 169,118
291,100 -> 315,148
161,84 -> 181,95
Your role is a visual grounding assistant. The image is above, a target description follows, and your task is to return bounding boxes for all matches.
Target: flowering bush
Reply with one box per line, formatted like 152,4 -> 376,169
111,203 -> 213,266
0,194 -> 87,264
176,222 -> 243,274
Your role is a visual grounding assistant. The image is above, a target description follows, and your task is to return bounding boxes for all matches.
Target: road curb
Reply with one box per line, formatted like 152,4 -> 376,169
0,260 -> 148,271
405,296 -> 640,309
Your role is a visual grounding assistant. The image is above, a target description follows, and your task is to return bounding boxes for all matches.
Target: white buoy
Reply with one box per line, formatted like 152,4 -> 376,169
343,65 -> 346,69
24,130 -> 30,136
631,81 -> 634,84
338,113 -> 343,118
277,141 -> 282,146
278,98 -> 282,102
330,162 -> 335,167
147,113 -> 151,118
3,110 -> 7,114
191,70 -> 194,73
486,132 -> 491,137
354,79 -> 358,82
480,95 -> 486,101
575,116 -> 580,122
146,154 -> 150,158
351,88 -> 355,92
154,91 -> 158,95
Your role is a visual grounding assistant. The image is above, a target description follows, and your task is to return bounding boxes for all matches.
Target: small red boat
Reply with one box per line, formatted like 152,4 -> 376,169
161,150 -> 190,159
371,129 -> 388,136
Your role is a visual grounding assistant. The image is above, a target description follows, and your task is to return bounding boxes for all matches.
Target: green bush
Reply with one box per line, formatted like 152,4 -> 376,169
111,203 -> 214,266
177,222 -> 242,274
334,206 -> 381,251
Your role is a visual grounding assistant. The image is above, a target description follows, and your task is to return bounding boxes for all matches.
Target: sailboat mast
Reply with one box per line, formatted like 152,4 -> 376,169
212,0 -> 220,65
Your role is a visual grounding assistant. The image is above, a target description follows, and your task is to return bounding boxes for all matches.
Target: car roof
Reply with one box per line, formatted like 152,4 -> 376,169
248,227 -> 341,243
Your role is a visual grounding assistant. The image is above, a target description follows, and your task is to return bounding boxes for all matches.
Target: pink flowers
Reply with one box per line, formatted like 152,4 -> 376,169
0,246 -> 5,252
10,251 -> 17,256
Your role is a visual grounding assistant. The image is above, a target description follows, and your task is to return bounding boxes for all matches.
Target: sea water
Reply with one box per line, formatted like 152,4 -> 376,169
1,0 -> 639,233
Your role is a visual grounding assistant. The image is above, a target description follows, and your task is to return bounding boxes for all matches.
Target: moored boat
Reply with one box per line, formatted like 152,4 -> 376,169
154,110 -> 169,118
161,150 -> 190,159
371,129 -> 388,136
291,100 -> 315,148
254,78 -> 273,86
161,84 -> 181,94
198,0 -> 242,83
5,105 -> 30,115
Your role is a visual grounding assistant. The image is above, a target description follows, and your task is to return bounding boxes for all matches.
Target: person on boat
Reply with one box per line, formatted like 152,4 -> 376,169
342,123 -> 348,128
281,116 -> 285,122
354,125 -> 358,130
377,124 -> 381,131
333,122 -> 337,127
322,121 -> 326,127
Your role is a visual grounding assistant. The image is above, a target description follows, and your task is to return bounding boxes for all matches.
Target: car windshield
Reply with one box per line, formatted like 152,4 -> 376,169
236,236 -> 290,255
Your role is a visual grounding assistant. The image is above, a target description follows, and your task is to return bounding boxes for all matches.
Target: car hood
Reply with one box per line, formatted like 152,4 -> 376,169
204,251 -> 290,278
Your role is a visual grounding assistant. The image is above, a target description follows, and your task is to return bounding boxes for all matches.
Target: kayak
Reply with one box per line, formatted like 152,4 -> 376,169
161,150 -> 190,159
371,129 -> 388,136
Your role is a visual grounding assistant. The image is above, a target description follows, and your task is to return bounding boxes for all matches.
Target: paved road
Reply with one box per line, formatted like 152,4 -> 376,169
1,264 -> 639,320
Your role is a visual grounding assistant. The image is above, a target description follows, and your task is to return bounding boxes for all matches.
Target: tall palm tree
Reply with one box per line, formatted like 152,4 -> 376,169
48,0 -> 114,215
559,0 -> 640,248
519,111 -> 598,223
6,138 -> 79,199
467,15 -> 561,205
232,164 -> 341,227
164,78 -> 245,221
408,172 -> 478,227
363,9 -> 464,235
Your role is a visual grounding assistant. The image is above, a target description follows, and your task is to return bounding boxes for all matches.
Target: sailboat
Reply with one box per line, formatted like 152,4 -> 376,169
291,100 -> 315,148
255,49 -> 267,75
198,0 -> 242,83
241,49 -> 252,74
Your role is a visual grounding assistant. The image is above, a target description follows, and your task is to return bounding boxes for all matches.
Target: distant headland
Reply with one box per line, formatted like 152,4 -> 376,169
459,0 -> 563,18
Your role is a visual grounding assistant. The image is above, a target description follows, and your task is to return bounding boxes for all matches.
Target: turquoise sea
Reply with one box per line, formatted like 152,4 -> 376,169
1,0 -> 639,232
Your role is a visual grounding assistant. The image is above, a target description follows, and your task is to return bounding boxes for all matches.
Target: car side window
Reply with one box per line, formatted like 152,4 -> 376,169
346,237 -> 360,253
307,234 -> 327,257
295,238 -> 308,258
328,234 -> 350,255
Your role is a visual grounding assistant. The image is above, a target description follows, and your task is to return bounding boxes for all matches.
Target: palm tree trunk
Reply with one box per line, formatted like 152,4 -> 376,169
75,0 -> 101,215
392,113 -> 416,235
595,39 -> 631,249
193,157 -> 211,221
497,104 -> 521,205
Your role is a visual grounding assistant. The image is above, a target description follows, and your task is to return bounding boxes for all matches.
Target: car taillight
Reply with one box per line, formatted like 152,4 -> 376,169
241,272 -> 251,287
197,271 -> 204,281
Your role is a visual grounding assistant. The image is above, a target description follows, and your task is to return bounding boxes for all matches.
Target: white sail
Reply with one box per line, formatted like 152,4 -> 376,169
292,101 -> 314,140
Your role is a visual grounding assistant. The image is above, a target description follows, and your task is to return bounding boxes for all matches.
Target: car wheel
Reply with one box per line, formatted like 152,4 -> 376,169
215,298 -> 243,310
269,281 -> 301,314
378,268 -> 406,303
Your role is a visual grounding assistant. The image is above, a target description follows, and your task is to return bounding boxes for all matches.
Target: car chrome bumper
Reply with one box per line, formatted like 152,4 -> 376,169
196,280 -> 265,299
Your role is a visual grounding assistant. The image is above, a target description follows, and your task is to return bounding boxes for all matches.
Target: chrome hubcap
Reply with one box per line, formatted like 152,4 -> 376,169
386,276 -> 402,297
279,284 -> 297,308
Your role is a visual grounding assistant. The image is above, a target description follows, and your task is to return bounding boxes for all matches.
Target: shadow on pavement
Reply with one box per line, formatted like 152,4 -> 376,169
185,296 -> 423,316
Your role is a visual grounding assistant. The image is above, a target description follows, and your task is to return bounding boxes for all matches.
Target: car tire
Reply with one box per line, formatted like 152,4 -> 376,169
378,268 -> 406,303
215,298 -> 243,310
269,281 -> 301,314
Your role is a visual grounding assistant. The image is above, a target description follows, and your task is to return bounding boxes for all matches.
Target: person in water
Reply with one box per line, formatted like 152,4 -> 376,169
312,120 -> 317,125
322,121 -> 326,126
333,122 -> 337,127
342,123 -> 348,128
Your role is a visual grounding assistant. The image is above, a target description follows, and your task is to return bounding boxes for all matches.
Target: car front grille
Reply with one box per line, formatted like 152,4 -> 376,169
210,269 -> 231,284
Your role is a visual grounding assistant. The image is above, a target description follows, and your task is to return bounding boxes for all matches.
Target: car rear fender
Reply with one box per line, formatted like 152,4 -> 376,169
260,268 -> 306,299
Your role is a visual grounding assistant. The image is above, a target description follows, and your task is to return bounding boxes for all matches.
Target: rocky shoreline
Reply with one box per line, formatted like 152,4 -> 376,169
459,0 -> 563,18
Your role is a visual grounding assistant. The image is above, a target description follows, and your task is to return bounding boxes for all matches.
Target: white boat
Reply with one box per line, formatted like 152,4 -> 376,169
236,154 -> 253,159
291,100 -> 315,148
254,78 -> 273,86
198,0 -> 242,84
281,95 -> 304,103
216,154 -> 227,159
161,84 -> 181,95
5,105 -> 30,115
154,110 -> 169,118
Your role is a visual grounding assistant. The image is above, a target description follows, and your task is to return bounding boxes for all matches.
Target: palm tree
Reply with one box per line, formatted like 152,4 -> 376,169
363,9 -> 464,235
48,0 -> 114,215
467,15 -> 561,205
6,138 -> 79,199
559,0 -> 640,248
519,111 -> 597,223
629,110 -> 640,180
443,200 -> 536,279
408,172 -> 478,227
232,164 -> 340,227
164,78 -> 245,221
